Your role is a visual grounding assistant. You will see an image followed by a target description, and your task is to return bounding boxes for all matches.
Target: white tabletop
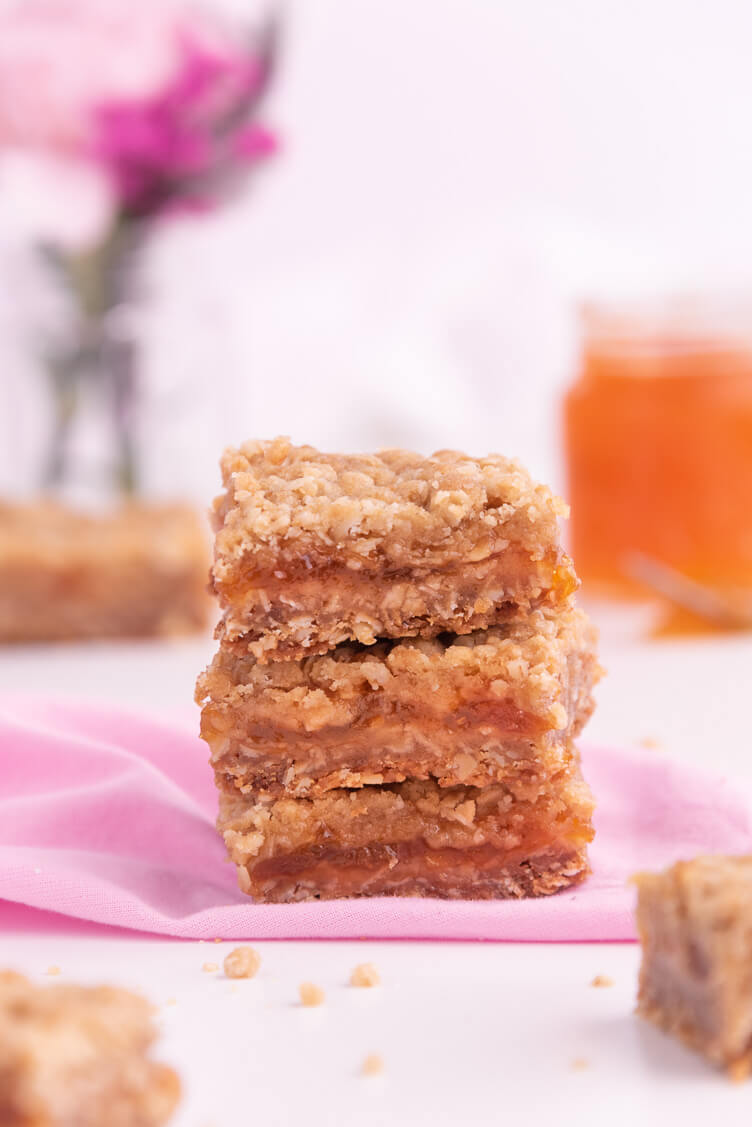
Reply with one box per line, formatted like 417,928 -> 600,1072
3,624 -> 752,1125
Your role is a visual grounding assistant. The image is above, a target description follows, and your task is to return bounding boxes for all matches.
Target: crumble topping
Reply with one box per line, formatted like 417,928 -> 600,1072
0,500 -> 207,568
212,438 -> 569,575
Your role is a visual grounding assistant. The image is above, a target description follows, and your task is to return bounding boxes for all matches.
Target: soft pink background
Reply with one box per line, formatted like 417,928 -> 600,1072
1,694 -> 750,941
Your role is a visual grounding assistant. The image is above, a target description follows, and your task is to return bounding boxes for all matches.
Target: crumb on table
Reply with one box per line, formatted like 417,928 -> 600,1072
362,1053 -> 384,1076
45,966 -> 61,976
350,963 -> 381,988
299,982 -> 325,1007
223,947 -> 261,980
201,963 -> 219,973
571,1057 -> 589,1071
590,975 -> 614,988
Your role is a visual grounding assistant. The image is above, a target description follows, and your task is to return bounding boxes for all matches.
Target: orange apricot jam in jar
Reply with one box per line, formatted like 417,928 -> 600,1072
563,298 -> 752,625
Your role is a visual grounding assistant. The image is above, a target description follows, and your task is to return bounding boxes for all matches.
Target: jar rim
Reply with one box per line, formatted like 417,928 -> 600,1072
579,292 -> 752,348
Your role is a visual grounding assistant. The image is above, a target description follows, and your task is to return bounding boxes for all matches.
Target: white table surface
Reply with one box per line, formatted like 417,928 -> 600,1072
3,624 -> 752,1126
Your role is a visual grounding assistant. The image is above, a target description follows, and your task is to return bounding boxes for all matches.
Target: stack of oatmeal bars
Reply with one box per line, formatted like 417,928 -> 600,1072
196,438 -> 601,903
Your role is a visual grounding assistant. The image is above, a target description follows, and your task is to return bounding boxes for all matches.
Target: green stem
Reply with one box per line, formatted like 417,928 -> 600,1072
42,361 -> 79,491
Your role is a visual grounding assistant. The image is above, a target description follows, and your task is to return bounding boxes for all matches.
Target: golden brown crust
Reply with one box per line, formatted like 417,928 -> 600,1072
0,972 -> 180,1125
210,438 -> 577,656
635,856 -> 752,1078
0,500 -> 209,642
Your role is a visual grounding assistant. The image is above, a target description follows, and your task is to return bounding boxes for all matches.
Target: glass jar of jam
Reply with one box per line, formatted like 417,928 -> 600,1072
563,296 -> 752,630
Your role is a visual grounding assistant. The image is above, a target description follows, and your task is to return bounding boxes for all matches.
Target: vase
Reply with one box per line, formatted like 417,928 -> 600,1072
38,224 -> 144,508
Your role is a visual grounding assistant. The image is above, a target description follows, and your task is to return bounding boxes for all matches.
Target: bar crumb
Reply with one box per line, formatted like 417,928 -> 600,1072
362,1053 -> 384,1076
350,963 -> 380,988
299,982 -> 325,1007
590,975 -> 614,988
223,947 -> 261,980
201,963 -> 219,973
45,966 -> 61,976
571,1057 -> 589,1071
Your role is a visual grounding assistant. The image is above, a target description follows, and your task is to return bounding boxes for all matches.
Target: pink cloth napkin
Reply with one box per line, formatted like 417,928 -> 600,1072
1,694 -> 751,941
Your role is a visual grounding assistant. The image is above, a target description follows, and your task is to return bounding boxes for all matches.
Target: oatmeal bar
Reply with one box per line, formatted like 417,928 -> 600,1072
635,856 -> 752,1078
0,971 -> 180,1125
210,438 -> 578,660
197,606 -> 599,797
217,763 -> 594,902
0,500 -> 210,642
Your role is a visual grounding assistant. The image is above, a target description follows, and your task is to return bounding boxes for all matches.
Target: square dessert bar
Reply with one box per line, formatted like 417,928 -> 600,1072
210,438 -> 578,660
197,606 -> 599,902
635,856 -> 752,1078
0,501 -> 210,642
218,767 -> 594,902
0,971 -> 180,1126
198,606 -> 599,798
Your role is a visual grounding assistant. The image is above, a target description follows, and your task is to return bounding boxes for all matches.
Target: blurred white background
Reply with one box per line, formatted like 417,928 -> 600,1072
4,0 -> 752,499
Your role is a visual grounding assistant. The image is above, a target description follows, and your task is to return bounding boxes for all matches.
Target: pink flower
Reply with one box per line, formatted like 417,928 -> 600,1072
89,28 -> 277,216
0,0 -> 186,152
0,0 -> 277,238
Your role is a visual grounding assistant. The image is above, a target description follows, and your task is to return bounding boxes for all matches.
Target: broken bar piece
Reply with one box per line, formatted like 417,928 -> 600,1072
635,856 -> 752,1079
0,971 -> 180,1125
210,438 -> 578,661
